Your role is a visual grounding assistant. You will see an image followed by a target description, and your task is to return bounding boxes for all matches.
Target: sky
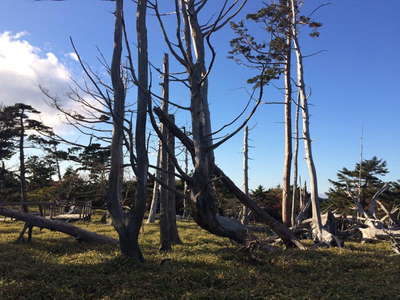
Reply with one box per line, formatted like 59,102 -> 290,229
0,0 -> 399,195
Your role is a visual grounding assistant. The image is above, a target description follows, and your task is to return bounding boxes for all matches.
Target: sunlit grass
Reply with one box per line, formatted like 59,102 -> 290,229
0,210 -> 399,299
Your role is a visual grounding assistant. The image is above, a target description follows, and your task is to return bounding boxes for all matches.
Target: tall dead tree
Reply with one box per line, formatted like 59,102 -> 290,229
291,93 -> 301,226
159,53 -> 172,251
240,125 -> 250,224
289,0 -> 324,241
282,12 -> 293,226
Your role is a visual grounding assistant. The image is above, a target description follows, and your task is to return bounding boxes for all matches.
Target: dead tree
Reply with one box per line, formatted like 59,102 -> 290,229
290,0 -> 326,242
38,0 -> 151,260
282,16 -> 293,227
106,0 -> 144,259
147,141 -> 161,224
291,93 -> 301,226
158,53 -> 173,252
240,125 -> 250,224
151,0 -> 259,244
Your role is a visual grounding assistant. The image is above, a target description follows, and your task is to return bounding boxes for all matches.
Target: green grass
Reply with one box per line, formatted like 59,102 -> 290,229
0,211 -> 399,299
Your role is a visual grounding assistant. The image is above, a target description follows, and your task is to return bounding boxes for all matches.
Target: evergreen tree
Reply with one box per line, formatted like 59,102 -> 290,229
327,156 -> 389,213
25,155 -> 56,190
0,103 -> 52,209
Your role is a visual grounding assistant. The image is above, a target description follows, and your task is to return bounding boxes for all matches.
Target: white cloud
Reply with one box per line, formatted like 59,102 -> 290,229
67,52 -> 79,62
0,31 -> 72,131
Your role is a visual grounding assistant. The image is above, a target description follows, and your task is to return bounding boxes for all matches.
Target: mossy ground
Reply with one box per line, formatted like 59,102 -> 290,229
0,211 -> 399,299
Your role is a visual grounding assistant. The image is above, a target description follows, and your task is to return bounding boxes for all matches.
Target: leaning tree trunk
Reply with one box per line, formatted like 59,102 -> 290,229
185,1 -> 248,244
290,0 -> 323,240
167,114 -> 181,244
153,108 -> 305,249
282,29 -> 293,226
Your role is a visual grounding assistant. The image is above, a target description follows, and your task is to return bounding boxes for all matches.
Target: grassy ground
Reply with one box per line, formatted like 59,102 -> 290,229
0,211 -> 399,299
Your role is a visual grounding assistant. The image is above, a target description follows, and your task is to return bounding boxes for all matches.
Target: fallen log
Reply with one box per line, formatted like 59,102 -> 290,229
0,207 -> 118,245
359,220 -> 400,241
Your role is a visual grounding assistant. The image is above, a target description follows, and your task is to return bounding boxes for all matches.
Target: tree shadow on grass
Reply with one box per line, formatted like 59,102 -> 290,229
1,240 -> 400,299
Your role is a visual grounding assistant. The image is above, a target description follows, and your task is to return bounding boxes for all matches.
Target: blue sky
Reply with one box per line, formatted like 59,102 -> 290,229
0,0 -> 399,195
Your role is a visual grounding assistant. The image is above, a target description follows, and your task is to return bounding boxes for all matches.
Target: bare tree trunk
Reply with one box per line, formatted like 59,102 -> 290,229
19,112 -> 28,213
290,0 -> 323,239
291,94 -> 301,226
299,179 -> 306,210
282,29 -> 293,226
54,147 -> 62,182
240,126 -> 250,224
106,0 -> 130,256
167,114 -> 181,244
159,53 -> 172,252
182,127 -> 190,219
147,142 -> 161,223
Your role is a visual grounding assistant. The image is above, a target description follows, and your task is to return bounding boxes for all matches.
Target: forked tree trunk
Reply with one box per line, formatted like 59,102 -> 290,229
106,0 -> 149,261
282,27 -> 293,226
290,0 -> 323,240
241,126 -> 250,224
